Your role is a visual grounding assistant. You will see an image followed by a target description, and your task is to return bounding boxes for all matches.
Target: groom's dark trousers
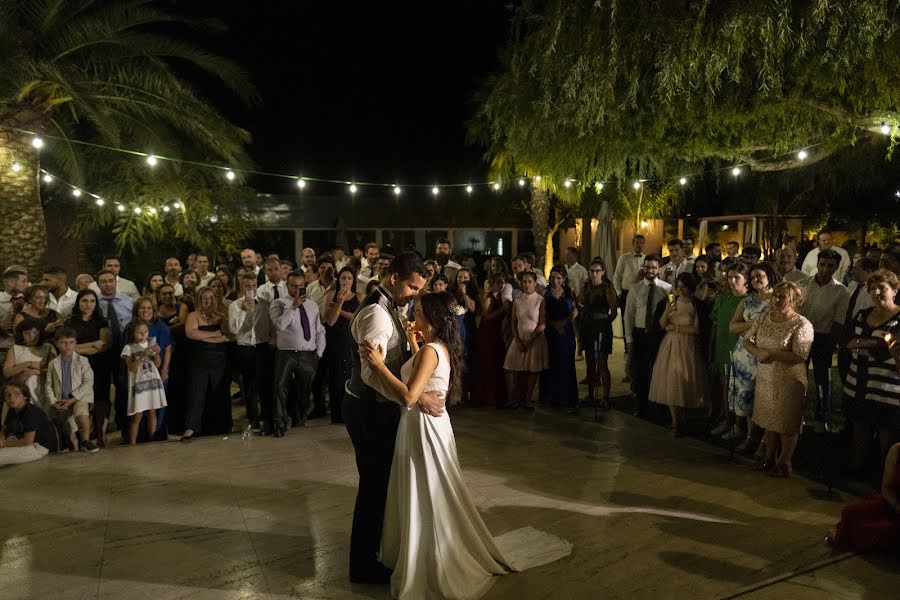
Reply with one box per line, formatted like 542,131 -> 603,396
343,392 -> 401,575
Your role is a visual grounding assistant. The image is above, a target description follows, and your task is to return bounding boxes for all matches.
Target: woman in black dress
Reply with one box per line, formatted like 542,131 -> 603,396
182,288 -> 231,440
578,258 -> 618,409
322,267 -> 363,424
65,289 -> 111,445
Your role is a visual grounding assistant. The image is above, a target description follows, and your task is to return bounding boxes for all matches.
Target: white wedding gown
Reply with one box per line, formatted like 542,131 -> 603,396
380,343 -> 572,600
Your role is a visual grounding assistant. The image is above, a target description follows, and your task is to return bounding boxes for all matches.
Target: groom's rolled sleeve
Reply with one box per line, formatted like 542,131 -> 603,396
352,304 -> 400,402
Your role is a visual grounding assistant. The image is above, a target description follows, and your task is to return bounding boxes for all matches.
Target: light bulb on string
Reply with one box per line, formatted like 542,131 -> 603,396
393,185 -> 401,196
534,175 -> 542,182
210,215 -> 218,224
492,182 -> 500,191
466,185 -> 474,194
798,150 -> 808,161
563,179 -> 572,188
11,162 -> 21,172
72,189 -> 82,197
163,205 -> 170,212
116,204 -> 125,212
349,183 -> 358,194
296,178 -> 306,189
632,181 -> 641,190
431,186 -> 440,196
679,177 -> 687,186
225,170 -> 236,181
145,155 -> 158,167
517,178 -> 525,187
95,198 -> 104,206
133,207 -> 142,214
596,182 -> 604,191
149,207 -> 157,214
42,173 -> 52,183
31,137 -> 44,149
172,201 -> 181,209
882,122 -> 891,135
731,167 -> 741,176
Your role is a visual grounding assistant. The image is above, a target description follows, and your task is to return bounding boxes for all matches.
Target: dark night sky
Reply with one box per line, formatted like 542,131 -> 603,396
209,1 -> 511,191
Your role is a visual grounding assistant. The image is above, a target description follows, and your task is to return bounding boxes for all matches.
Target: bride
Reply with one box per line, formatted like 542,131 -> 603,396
362,291 -> 570,600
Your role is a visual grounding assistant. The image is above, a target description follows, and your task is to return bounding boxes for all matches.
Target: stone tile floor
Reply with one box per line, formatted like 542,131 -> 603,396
3,400 -> 898,599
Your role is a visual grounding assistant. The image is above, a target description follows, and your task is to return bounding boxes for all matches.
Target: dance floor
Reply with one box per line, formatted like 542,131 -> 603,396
2,402 -> 897,600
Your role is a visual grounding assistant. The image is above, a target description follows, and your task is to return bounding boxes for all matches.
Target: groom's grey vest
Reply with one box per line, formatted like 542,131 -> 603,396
346,286 -> 408,403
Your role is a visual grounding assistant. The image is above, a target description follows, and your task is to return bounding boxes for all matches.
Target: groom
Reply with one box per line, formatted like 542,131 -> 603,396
343,252 -> 444,583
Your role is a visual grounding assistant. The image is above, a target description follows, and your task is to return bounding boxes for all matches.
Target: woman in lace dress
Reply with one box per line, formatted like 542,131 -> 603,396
744,282 -> 814,478
361,292 -> 570,600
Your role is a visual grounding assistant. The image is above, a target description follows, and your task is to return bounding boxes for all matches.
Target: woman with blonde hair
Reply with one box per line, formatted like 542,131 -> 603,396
744,282 -> 814,477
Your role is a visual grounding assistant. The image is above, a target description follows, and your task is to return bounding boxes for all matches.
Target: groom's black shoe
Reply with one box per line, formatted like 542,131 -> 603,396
349,563 -> 393,584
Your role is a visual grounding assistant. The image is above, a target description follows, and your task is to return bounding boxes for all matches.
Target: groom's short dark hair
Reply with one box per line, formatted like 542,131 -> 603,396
390,252 -> 427,281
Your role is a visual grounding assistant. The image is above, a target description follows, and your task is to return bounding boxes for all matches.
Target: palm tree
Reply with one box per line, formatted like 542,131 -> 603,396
0,0 -> 255,274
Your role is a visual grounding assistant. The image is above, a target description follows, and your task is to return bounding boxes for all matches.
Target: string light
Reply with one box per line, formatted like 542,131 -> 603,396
596,182 -> 603,191
31,137 -> 44,149
393,185 -> 401,196
11,162 -> 21,172
492,182 -> 500,191
145,155 -> 158,167
563,179 -> 572,188
678,177 -> 687,185
632,181 -> 641,190
798,150 -> 808,160
42,173 -> 52,183
517,178 -> 525,187
348,183 -> 358,194
133,207 -> 142,214
882,122 -> 891,135
149,207 -> 157,214
172,202 -> 181,209
466,185 -> 474,193
534,175 -> 542,182
72,189 -> 82,197
296,178 -> 306,189
116,205 -> 125,212
163,205 -> 170,212
431,186 -> 440,196
225,170 -> 236,181
95,198 -> 104,206
210,215 -> 218,223
731,167 -> 741,176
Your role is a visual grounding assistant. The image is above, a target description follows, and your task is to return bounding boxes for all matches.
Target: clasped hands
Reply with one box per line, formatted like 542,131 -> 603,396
359,341 -> 445,416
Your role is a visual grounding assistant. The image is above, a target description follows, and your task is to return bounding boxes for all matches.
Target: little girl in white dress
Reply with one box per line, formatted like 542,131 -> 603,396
121,320 -> 167,445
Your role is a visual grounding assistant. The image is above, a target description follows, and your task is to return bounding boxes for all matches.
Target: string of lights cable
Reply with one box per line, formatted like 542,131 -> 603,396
2,122 -> 896,210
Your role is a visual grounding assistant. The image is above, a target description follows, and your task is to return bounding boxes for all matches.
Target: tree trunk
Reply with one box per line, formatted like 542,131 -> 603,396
530,186 -> 550,274
0,129 -> 47,275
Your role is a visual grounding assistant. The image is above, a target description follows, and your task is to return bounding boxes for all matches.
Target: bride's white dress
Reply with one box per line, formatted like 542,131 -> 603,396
380,343 -> 572,600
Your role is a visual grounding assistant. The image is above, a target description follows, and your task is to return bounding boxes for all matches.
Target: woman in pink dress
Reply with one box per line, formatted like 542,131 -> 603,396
649,273 -> 708,435
503,272 -> 548,409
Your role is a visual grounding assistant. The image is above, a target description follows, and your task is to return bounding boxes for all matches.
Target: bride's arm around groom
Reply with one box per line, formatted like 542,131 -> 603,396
361,340 -> 442,409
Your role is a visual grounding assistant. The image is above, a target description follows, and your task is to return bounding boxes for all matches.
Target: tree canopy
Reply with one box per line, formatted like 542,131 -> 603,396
471,0 -> 899,193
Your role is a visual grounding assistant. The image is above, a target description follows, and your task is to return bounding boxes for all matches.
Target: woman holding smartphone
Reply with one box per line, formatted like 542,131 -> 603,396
322,267 -> 364,424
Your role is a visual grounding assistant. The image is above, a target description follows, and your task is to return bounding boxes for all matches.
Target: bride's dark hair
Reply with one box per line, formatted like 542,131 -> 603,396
419,291 -> 465,406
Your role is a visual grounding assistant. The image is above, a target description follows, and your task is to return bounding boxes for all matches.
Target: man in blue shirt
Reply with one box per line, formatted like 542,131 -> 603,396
96,269 -> 133,432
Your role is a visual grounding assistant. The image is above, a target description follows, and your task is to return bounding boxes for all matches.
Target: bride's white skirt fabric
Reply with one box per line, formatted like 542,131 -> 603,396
380,406 -> 572,600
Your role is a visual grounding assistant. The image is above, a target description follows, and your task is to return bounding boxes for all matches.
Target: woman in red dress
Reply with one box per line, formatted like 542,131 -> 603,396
831,442 -> 900,553
473,274 -> 510,408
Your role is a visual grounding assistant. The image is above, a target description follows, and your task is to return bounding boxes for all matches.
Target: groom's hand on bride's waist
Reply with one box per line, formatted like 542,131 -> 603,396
418,391 -> 446,417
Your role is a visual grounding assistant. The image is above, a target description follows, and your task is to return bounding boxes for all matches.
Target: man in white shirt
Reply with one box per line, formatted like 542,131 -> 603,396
799,249 -> 850,431
613,234 -> 646,320
837,256 -> 878,382
229,273 -> 273,432
725,241 -> 740,260
357,243 -> 381,293
624,255 -> 672,416
269,271 -> 326,435
564,246 -> 588,299
42,266 -> 78,318
0,268 -> 28,358
801,230 -> 851,281
240,248 -> 261,279
89,256 -> 140,299
662,239 -> 693,285
257,258 -> 288,304
777,247 -> 811,287
333,247 -> 349,272
163,257 -> 184,297
342,253 -> 442,583
194,254 -> 215,289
